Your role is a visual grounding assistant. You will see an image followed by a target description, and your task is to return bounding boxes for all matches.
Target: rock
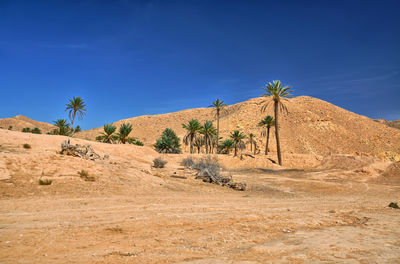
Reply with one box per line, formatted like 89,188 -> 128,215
170,175 -> 187,179
226,182 -> 247,191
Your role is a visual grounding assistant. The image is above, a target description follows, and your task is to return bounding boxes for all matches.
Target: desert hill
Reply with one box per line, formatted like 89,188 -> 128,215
0,115 -> 55,133
374,119 -> 400,130
77,96 -> 400,158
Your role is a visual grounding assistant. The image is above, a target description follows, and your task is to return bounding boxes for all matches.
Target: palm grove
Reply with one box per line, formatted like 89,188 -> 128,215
47,81 -> 292,165
153,80 -> 292,166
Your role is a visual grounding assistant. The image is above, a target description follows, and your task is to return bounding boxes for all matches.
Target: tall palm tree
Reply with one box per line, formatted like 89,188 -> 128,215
200,120 -> 217,154
261,80 -> 292,165
248,133 -> 255,152
258,115 -> 275,155
182,119 -> 202,154
53,119 -> 71,136
230,130 -> 246,157
116,123 -> 135,144
65,96 -> 87,131
209,99 -> 227,147
96,124 -> 117,143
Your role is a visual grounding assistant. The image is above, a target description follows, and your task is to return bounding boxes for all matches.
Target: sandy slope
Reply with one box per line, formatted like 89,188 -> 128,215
77,96 -> 400,157
0,115 -> 55,133
0,129 -> 399,263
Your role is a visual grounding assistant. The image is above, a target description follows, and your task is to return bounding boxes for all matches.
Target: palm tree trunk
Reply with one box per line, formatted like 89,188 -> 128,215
250,139 -> 253,152
254,143 -> 256,155
190,135 -> 194,154
234,143 -> 237,156
216,110 -> 220,149
71,111 -> 76,132
266,127 -> 270,155
274,101 -> 282,165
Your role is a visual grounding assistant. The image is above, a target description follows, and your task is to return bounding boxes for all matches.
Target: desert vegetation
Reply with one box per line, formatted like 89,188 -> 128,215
261,80 -> 292,165
51,119 -> 72,136
22,127 -> 42,134
209,99 -> 227,146
258,115 -> 275,155
95,123 -> 143,146
153,157 -> 167,168
65,96 -> 87,132
154,128 -> 181,153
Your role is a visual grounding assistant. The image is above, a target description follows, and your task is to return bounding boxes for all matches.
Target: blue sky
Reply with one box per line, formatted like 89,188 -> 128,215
0,0 -> 399,129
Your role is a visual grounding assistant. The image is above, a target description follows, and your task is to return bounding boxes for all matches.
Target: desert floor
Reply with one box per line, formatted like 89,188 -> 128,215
0,131 -> 399,263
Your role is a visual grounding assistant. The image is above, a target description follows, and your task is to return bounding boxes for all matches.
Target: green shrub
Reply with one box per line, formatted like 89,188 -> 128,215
133,140 -> 144,146
218,139 -> 234,154
31,127 -> 42,134
154,128 -> 181,153
8,126 -> 12,130
22,127 -> 31,133
389,202 -> 399,209
23,143 -> 31,149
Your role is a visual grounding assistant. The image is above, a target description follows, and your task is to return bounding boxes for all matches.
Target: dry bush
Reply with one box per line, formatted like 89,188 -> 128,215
23,143 -> 31,149
153,157 -> 167,168
181,156 -> 195,168
39,179 -> 52,185
191,156 -> 220,173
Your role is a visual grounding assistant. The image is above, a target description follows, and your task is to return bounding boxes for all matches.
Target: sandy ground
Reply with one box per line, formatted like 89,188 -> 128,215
0,130 -> 399,263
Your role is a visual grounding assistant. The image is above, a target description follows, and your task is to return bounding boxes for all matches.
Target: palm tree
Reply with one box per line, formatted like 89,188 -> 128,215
230,130 -> 246,157
219,139 -> 234,154
53,119 -> 71,136
261,80 -> 292,165
248,133 -> 255,152
154,128 -> 181,154
200,121 -> 217,154
182,119 -> 202,154
209,99 -> 227,147
96,124 -> 118,143
65,96 -> 87,131
258,115 -> 275,155
116,123 -> 135,144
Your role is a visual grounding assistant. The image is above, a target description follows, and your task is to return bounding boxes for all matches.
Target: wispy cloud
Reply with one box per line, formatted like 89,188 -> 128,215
345,71 -> 399,83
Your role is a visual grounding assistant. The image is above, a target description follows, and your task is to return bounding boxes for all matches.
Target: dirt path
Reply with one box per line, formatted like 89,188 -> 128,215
1,167 -> 399,263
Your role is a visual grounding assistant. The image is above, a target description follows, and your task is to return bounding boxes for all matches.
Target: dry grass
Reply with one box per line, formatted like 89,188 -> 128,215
78,170 -> 95,182
105,227 -> 123,233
